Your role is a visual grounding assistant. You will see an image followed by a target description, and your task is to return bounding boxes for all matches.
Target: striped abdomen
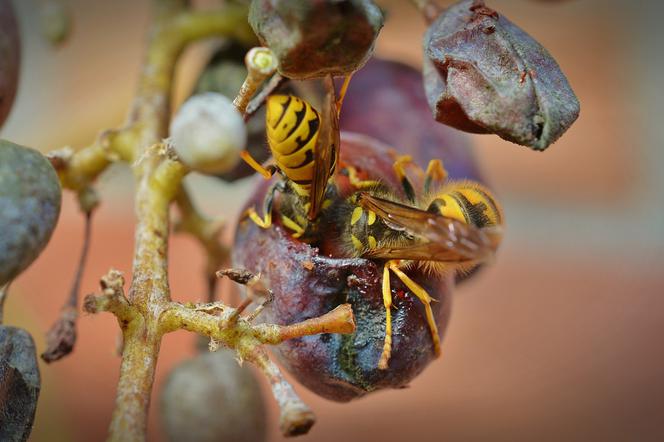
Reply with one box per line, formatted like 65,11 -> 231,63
426,182 -> 503,229
266,95 -> 320,190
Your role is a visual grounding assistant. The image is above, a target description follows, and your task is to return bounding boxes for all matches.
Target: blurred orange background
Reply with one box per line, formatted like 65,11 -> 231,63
2,0 -> 664,441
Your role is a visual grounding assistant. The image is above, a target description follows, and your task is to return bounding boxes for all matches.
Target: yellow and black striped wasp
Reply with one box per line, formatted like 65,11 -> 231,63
240,75 -> 352,239
327,155 -> 504,369
240,74 -> 503,370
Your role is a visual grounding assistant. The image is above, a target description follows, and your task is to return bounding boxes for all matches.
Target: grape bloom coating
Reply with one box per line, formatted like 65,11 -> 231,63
0,140 -> 62,286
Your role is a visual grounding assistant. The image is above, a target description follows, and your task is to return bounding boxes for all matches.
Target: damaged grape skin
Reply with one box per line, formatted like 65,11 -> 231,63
248,0 -> 384,80
423,0 -> 580,150
233,135 -> 454,402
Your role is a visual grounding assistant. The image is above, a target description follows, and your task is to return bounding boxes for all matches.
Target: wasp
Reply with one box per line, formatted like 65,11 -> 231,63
240,75 -> 503,370
326,155 -> 504,369
240,75 -> 352,239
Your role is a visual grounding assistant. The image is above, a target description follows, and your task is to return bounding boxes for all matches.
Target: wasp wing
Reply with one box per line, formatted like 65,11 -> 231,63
308,75 -> 340,220
357,192 -> 502,262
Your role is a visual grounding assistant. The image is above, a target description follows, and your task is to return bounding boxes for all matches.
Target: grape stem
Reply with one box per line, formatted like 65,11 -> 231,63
83,270 -> 356,438
46,1 -> 357,440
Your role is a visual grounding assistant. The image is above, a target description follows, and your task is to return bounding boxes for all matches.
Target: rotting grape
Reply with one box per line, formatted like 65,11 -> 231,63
0,140 -> 62,286
249,0 -> 383,79
160,349 -> 267,442
423,0 -> 579,150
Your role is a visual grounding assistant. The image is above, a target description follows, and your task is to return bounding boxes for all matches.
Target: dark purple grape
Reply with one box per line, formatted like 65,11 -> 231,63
234,135 -> 454,401
340,57 -> 483,183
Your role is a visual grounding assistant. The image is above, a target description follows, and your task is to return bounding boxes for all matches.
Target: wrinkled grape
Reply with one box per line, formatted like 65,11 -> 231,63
423,0 -> 579,150
249,0 -> 383,79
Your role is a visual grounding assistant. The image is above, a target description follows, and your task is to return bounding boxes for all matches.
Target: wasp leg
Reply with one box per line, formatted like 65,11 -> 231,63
244,181 -> 284,229
280,214 -> 306,239
423,159 -> 448,194
392,155 -> 416,202
335,73 -> 354,114
345,166 -> 381,189
388,261 -> 441,359
378,261 -> 395,370
240,150 -> 277,179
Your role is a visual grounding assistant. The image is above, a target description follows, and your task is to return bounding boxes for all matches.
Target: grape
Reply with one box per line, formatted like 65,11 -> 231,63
0,140 -> 62,286
423,0 -> 579,150
0,0 -> 20,128
169,93 -> 247,175
249,0 -> 383,79
0,326 -> 41,442
193,42 -> 270,181
234,135 -> 454,401
160,349 -> 267,442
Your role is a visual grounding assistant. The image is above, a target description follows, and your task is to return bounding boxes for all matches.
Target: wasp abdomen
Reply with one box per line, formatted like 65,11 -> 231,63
428,183 -> 503,229
266,95 -> 320,186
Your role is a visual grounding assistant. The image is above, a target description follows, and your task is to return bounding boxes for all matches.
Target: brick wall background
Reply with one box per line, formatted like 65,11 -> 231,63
2,0 -> 663,441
